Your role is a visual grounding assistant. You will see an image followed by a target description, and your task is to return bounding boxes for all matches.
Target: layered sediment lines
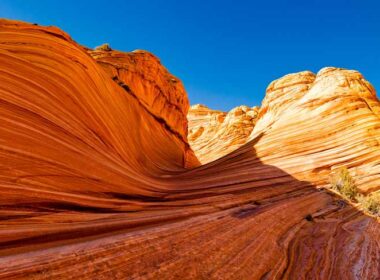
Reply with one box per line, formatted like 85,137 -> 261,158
0,19 -> 379,279
188,104 -> 259,163
250,68 -> 380,194
88,48 -> 198,166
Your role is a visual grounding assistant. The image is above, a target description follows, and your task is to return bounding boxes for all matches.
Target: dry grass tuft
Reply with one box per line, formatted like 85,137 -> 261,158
357,193 -> 380,216
330,167 -> 357,200
330,167 -> 380,217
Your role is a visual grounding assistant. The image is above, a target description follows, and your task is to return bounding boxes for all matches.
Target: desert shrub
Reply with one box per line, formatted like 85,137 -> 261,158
330,167 -> 380,217
330,167 -> 357,200
357,193 -> 380,216
95,43 -> 112,51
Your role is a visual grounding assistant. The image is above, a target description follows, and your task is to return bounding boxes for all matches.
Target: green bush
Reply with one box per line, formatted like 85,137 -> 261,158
330,167 -> 357,200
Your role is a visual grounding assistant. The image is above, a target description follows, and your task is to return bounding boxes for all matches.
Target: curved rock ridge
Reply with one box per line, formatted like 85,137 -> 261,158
188,104 -> 259,163
88,47 -> 199,168
251,67 -> 380,193
0,18 -> 197,202
88,48 -> 191,143
0,19 -> 379,280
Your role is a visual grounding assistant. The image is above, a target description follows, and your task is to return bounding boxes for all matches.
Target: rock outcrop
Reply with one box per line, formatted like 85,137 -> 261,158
0,18 -> 198,204
88,47 -> 200,168
250,67 -> 380,194
188,104 -> 259,163
88,48 -> 191,144
0,19 -> 379,280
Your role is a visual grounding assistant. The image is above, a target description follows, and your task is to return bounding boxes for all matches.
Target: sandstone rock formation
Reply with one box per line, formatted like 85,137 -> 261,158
250,67 -> 380,194
88,48 -> 191,144
188,104 -> 259,163
0,19 -> 379,279
88,46 -> 199,169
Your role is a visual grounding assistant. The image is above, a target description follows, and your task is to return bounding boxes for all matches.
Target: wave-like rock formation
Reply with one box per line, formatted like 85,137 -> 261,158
88,45 -> 200,169
0,19 -> 379,279
188,104 -> 259,163
250,68 -> 380,194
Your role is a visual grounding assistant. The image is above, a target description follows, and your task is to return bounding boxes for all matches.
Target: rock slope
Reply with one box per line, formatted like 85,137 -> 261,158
89,48 -> 191,146
0,19 -> 379,280
250,67 -> 380,194
188,104 -> 259,163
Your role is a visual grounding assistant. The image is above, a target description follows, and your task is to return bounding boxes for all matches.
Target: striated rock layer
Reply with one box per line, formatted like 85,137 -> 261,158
88,48 -> 191,145
0,19 -> 379,280
188,104 -> 259,163
250,67 -> 380,194
88,47 -> 200,168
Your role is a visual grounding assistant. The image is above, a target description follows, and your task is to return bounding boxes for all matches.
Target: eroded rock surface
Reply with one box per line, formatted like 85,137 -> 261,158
0,19 -> 379,280
251,67 -> 380,194
88,46 -> 199,168
188,104 -> 259,163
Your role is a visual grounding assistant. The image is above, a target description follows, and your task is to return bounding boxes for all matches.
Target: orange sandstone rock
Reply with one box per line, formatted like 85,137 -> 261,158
89,49 -> 190,140
251,67 -> 380,194
88,48 -> 199,168
188,104 -> 259,163
0,18 -> 196,204
0,19 -> 379,280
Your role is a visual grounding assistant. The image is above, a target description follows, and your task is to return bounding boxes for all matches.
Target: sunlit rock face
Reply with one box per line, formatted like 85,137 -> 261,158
0,19 -> 379,280
88,49 -> 190,142
0,19 -> 197,202
88,47 -> 200,168
188,104 -> 259,163
251,67 -> 380,194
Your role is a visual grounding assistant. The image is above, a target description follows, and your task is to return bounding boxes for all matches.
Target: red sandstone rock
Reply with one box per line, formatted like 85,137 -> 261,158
188,104 -> 259,163
251,67 -> 380,194
89,49 -> 191,144
0,19 -> 379,280
88,48 -> 199,168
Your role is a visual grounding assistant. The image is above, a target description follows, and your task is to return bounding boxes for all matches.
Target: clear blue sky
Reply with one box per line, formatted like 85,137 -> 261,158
1,0 -> 379,111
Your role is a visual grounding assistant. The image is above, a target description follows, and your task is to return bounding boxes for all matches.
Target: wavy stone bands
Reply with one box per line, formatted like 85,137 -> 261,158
0,19 -> 379,279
